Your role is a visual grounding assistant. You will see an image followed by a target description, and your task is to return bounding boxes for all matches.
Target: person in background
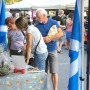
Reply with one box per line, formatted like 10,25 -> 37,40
5,17 -> 26,56
15,13 -> 20,20
84,16 -> 88,44
15,17 -> 48,70
35,8 -> 63,90
55,10 -> 66,53
5,8 -> 13,51
65,12 -> 73,49
5,8 -> 12,19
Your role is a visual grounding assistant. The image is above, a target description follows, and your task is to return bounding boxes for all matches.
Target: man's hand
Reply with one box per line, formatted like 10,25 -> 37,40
43,36 -> 51,43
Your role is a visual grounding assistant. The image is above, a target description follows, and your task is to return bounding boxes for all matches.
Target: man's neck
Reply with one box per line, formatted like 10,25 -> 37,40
43,18 -> 48,24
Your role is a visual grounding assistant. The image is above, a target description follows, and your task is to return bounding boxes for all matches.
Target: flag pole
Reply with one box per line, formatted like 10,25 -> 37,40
81,0 -> 86,90
86,0 -> 90,89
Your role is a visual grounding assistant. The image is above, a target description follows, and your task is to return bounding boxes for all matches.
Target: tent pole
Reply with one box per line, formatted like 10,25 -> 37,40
81,0 -> 86,90
86,0 -> 90,90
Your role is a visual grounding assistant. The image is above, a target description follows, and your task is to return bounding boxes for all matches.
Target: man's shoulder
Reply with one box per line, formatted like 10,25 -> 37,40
48,18 -> 55,21
35,23 -> 39,27
48,18 -> 57,24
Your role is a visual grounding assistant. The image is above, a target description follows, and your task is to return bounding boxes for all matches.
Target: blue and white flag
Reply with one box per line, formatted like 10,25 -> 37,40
68,0 -> 81,90
0,0 -> 7,51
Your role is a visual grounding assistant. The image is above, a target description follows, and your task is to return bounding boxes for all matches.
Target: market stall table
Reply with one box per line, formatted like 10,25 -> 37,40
0,71 -> 50,90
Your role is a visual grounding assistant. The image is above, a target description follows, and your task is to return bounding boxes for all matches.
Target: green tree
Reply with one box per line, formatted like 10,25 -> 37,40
5,0 -> 21,4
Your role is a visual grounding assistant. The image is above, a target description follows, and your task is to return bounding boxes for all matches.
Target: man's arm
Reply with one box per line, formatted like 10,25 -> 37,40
57,21 -> 66,30
50,28 -> 63,41
43,28 -> 63,43
26,33 -> 32,64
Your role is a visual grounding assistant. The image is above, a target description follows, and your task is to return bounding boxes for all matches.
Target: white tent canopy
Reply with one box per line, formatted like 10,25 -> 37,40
65,0 -> 88,10
5,0 -> 75,9
5,0 -> 88,10
32,0 -> 65,9
6,0 -> 65,9
5,0 -> 32,9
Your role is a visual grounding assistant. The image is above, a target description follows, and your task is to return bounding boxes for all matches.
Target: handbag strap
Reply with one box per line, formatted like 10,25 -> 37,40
34,35 -> 41,55
21,31 -> 27,44
21,31 -> 26,36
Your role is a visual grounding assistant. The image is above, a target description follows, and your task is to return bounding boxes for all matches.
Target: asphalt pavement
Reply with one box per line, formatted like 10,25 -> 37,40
48,46 -> 89,90
57,47 -> 70,90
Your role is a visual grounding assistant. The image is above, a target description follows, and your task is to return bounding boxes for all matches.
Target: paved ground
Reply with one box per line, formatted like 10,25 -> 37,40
57,47 -> 70,90
48,46 -> 89,90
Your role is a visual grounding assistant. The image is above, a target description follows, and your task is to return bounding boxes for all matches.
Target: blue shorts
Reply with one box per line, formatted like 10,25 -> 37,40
66,31 -> 72,40
34,52 -> 48,70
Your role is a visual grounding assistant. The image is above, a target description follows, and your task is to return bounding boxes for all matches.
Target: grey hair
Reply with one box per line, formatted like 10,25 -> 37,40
58,10 -> 64,15
36,8 -> 47,16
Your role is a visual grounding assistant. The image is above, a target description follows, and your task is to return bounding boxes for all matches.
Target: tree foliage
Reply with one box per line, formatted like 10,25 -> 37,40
5,0 -> 21,4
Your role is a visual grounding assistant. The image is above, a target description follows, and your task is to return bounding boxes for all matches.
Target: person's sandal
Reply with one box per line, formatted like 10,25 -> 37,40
57,50 -> 63,54
60,50 -> 63,53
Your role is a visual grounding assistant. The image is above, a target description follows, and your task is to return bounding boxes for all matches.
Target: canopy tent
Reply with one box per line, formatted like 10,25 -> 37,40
6,0 -> 51,9
31,0 -> 76,9
65,0 -> 88,10
5,0 -> 76,10
5,0 -> 32,9
32,0 -> 65,9
5,0 -> 88,10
